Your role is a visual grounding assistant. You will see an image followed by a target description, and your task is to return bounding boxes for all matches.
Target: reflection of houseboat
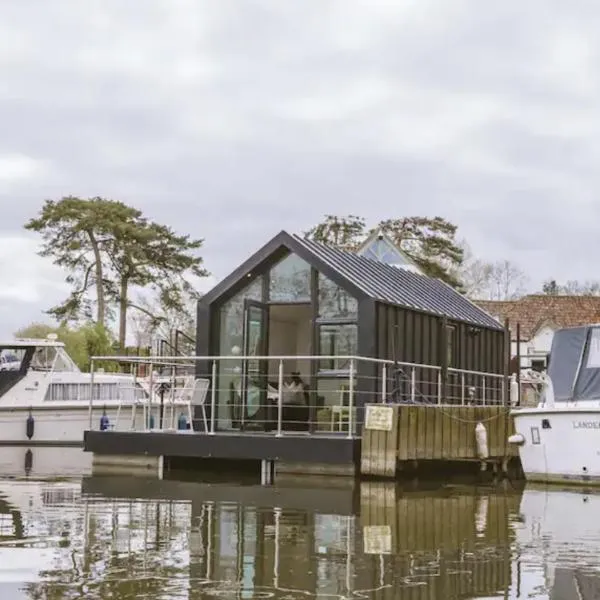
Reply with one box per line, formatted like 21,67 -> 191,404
0,337 -> 203,444
80,476 -> 520,599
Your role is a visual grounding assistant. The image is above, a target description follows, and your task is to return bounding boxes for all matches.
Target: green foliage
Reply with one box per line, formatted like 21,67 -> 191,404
542,279 -> 560,295
375,217 -> 464,288
14,322 -> 117,372
25,196 -> 210,350
24,196 -> 116,325
304,214 -> 464,288
303,215 -> 366,251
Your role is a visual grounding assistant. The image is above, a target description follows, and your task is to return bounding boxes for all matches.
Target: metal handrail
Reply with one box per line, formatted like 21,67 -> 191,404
86,354 -> 506,436
89,353 -> 506,379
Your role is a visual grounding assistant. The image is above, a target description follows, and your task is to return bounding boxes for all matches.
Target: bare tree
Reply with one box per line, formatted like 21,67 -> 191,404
455,241 -> 528,300
487,259 -> 528,300
542,278 -> 600,295
127,286 -> 198,353
452,241 -> 493,298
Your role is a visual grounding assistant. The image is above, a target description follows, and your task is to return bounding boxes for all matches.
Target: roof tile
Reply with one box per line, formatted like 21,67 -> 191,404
475,295 -> 600,339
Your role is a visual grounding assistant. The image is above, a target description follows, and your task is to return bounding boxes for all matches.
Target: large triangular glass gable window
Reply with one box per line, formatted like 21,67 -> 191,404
358,237 -> 411,266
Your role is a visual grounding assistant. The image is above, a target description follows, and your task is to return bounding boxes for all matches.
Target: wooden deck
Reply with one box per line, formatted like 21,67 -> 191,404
360,404 -> 518,478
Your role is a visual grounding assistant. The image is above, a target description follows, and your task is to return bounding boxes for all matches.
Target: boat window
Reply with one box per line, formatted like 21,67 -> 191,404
31,347 -> 79,372
0,348 -> 26,372
53,348 -> 79,372
44,381 -> 147,402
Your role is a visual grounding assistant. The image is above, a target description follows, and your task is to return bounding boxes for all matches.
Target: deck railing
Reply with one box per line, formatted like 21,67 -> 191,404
87,354 -> 508,438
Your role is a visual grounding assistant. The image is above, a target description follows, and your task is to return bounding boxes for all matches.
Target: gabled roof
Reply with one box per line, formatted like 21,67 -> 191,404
356,230 -> 422,272
475,294 -> 600,340
200,230 -> 503,330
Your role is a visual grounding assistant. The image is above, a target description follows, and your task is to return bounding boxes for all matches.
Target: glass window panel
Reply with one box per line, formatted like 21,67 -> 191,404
217,277 -> 263,429
361,246 -> 379,261
317,274 -> 357,319
315,378 -> 356,411
269,253 -> 311,302
318,324 -> 357,371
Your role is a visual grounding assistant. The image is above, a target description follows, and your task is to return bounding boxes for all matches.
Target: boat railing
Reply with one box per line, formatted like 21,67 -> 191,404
86,354 -> 508,438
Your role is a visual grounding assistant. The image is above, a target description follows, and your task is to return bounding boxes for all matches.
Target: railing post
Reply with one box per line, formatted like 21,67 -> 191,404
147,362 -> 154,431
347,359 -> 355,438
381,363 -> 387,403
88,359 -> 95,430
410,367 -> 416,403
461,372 -> 465,405
210,360 -> 217,435
131,364 -> 138,430
437,369 -> 442,405
276,360 -> 283,437
482,376 -> 486,406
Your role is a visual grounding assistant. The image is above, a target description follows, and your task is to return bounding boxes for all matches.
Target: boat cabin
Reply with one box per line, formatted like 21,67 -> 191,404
546,324 -> 600,402
196,231 -> 507,434
0,338 -> 146,404
0,338 -> 79,398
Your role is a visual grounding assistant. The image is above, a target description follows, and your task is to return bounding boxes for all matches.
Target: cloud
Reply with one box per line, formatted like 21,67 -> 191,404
2,0 -> 600,335
0,235 -> 68,336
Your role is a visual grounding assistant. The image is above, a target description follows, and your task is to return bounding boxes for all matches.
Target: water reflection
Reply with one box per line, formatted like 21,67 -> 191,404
0,464 -> 600,598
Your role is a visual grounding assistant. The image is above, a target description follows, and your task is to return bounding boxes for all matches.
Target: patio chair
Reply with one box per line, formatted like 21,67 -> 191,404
191,377 -> 210,432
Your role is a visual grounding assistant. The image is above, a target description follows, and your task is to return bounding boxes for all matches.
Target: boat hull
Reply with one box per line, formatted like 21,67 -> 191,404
513,407 -> 600,485
0,403 -> 189,445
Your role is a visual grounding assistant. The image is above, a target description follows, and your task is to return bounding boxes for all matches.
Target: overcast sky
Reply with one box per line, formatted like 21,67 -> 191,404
2,0 -> 600,338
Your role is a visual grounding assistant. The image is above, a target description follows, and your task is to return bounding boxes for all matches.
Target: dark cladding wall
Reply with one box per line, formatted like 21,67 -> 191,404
375,302 -> 506,404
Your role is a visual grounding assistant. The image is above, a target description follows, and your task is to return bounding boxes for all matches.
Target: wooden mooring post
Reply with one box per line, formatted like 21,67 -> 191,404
360,404 -> 518,478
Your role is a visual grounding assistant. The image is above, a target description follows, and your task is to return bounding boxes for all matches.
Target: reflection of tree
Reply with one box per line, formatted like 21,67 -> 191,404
318,275 -> 357,319
269,254 -> 311,302
24,499 -> 192,600
219,278 -> 263,352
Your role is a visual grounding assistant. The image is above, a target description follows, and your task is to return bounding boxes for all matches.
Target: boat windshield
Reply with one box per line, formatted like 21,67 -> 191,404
30,346 -> 80,373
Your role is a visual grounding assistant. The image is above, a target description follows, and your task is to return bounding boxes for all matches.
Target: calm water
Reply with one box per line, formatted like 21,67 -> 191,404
0,448 -> 599,599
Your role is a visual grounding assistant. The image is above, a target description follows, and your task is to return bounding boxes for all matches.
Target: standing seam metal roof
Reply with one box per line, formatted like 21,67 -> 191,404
293,235 -> 503,330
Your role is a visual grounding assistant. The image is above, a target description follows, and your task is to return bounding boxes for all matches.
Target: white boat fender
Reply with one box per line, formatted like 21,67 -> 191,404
509,374 -> 519,406
508,433 -> 525,445
475,422 -> 489,459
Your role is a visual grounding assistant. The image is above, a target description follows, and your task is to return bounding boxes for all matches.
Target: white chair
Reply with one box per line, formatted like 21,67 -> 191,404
191,377 -> 210,432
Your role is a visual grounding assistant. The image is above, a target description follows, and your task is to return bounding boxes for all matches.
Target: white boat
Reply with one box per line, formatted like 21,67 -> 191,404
0,335 -> 206,445
509,324 -> 600,485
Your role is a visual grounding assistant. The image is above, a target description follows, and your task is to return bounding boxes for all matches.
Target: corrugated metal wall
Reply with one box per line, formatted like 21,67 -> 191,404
375,302 -> 506,404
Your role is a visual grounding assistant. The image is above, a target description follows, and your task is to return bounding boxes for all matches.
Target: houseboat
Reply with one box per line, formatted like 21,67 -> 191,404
509,324 -> 600,484
0,336 -> 202,445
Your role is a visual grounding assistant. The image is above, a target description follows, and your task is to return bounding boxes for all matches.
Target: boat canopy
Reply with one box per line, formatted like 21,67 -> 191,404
548,324 -> 600,401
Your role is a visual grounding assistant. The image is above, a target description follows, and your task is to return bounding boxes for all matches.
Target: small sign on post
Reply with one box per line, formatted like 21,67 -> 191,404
365,405 -> 394,431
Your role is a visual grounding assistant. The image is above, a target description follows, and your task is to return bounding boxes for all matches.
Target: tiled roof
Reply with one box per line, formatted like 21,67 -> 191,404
475,295 -> 600,339
293,235 -> 503,330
